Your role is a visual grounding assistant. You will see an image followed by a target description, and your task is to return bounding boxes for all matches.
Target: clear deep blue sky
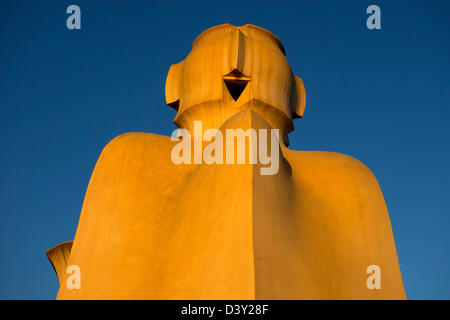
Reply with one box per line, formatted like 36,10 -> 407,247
1,0 -> 449,299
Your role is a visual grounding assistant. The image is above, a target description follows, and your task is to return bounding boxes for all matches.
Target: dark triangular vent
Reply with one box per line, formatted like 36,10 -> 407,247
224,78 -> 248,101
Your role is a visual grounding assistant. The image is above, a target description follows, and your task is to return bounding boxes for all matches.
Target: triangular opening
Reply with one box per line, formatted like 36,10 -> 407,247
224,78 -> 248,101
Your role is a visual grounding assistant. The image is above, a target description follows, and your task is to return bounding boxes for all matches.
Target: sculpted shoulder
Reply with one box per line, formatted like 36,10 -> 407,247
282,148 -> 404,299
89,132 -> 182,187
96,131 -> 175,165
101,131 -> 173,156
283,148 -> 388,217
284,148 -> 380,190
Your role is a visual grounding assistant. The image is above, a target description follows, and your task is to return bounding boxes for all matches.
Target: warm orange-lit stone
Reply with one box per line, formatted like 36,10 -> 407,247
48,24 -> 405,299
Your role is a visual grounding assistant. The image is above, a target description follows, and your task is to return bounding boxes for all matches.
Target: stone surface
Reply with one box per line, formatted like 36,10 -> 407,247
48,24 -> 405,299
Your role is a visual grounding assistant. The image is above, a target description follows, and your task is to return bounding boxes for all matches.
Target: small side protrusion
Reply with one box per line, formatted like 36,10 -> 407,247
46,241 -> 73,288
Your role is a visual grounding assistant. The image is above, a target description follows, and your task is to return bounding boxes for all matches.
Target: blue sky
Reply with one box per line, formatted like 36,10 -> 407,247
1,0 -> 449,299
